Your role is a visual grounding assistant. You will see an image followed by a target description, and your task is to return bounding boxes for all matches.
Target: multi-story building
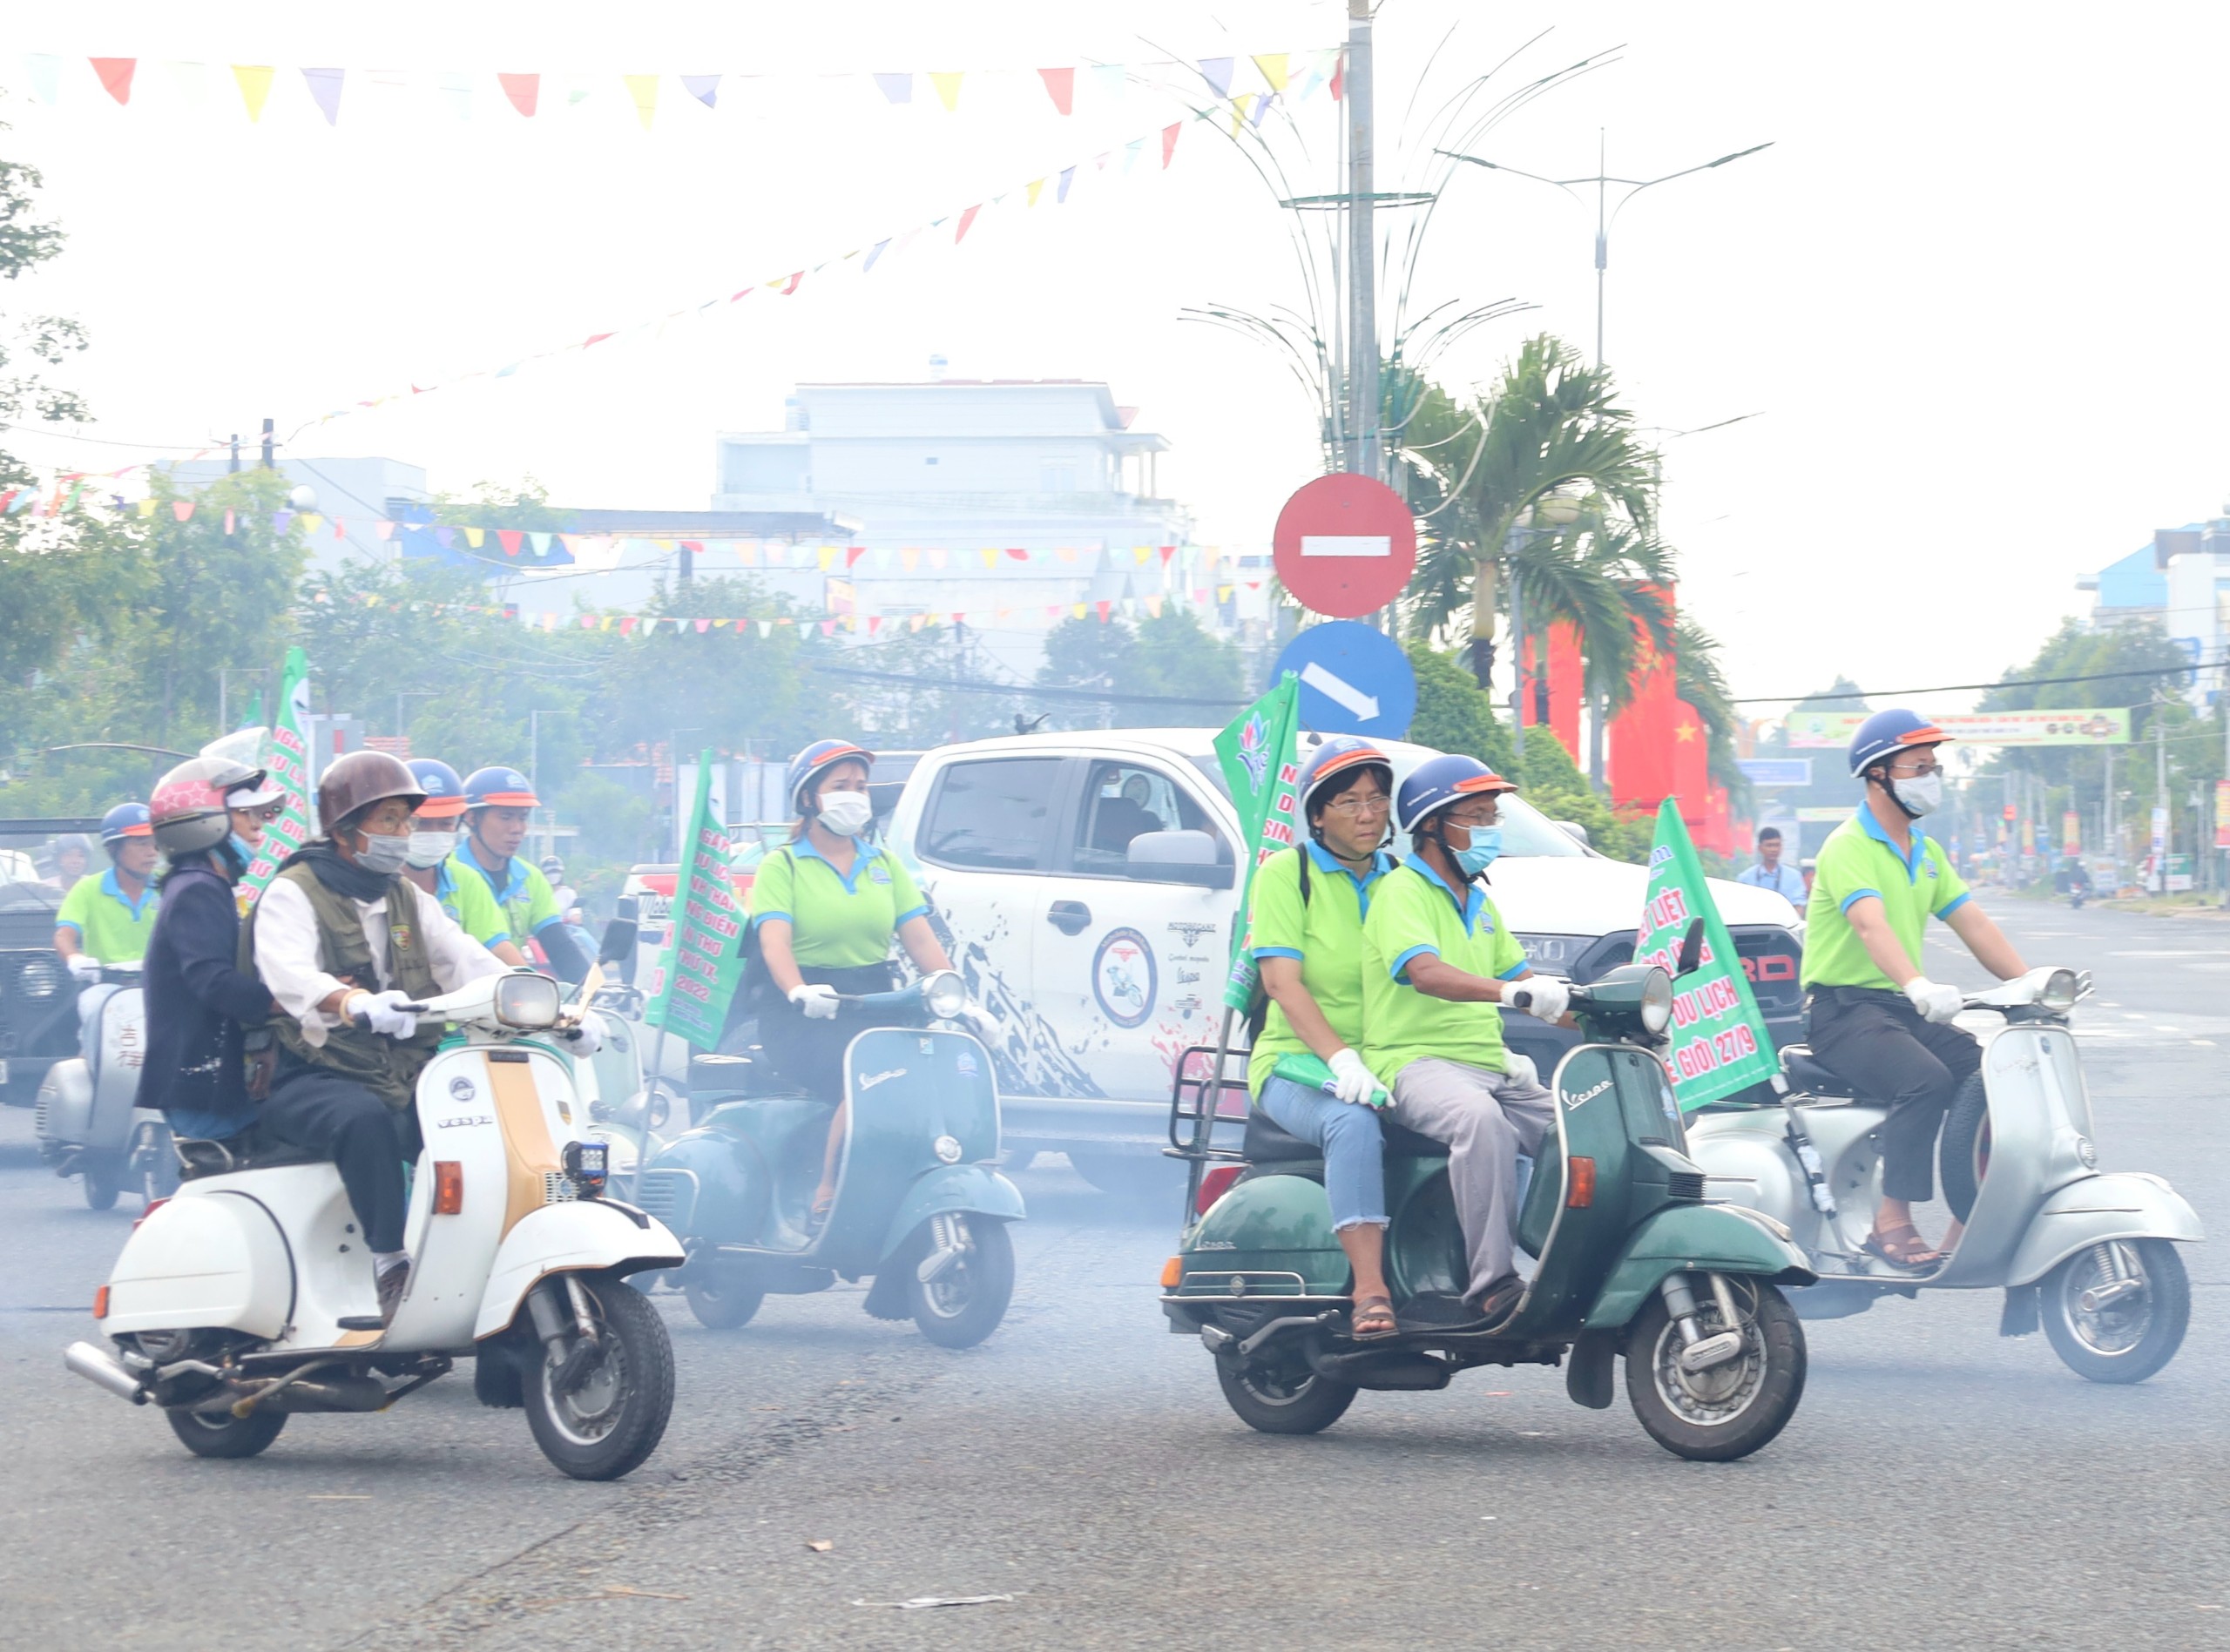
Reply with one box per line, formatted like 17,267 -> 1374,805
2080,519 -> 2229,705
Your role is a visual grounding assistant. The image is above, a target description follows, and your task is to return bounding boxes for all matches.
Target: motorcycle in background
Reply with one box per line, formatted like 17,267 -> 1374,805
36,961 -> 174,1210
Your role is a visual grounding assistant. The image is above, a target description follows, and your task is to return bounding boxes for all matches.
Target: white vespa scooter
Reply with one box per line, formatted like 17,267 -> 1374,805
1686,968 -> 2201,1383
35,961 -> 177,1209
65,968 -> 686,1480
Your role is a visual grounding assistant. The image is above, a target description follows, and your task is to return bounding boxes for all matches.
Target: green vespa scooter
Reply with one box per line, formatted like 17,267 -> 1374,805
636,970 -> 1024,1348
1162,957 -> 1815,1460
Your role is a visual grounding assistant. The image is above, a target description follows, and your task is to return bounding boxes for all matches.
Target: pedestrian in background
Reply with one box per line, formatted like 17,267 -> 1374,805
1737,826 -> 1807,904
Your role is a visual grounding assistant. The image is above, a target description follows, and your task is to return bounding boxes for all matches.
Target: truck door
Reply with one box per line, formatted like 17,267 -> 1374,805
1031,758 -> 1235,1102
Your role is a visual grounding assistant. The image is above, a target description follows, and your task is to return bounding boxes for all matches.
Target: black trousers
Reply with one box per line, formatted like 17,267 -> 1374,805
757,961 -> 918,1103
1806,986 -> 1982,1204
260,1062 -> 419,1253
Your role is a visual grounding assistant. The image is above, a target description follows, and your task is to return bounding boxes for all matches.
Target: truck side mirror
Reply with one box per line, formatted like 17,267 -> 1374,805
1123,829 -> 1235,890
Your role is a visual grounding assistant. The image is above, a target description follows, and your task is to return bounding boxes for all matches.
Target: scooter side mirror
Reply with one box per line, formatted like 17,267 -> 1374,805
1674,918 -> 1706,977
598,913 -> 639,968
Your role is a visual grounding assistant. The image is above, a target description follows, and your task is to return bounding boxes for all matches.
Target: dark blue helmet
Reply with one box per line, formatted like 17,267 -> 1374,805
408,759 -> 466,819
786,739 -> 873,815
99,802 -> 152,846
1848,709 -> 1950,778
1395,753 -> 1515,837
461,765 -> 538,810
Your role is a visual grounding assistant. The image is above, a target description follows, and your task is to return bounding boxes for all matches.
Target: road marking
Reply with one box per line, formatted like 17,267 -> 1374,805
1299,660 -> 1381,719
2108,950 -> 2230,958
2195,1040 -> 2218,1048
1300,534 -> 1392,557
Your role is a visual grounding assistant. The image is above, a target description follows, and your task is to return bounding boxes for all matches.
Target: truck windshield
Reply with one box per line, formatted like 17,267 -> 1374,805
1186,754 -> 1591,859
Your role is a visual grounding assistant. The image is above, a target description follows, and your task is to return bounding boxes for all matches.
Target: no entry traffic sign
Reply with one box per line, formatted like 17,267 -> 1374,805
1272,473 -> 1418,618
1273,620 -> 1418,739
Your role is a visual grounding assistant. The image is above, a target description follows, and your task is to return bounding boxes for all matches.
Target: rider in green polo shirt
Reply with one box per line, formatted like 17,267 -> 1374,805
1357,755 -> 1570,1329
1802,709 -> 2029,1270
53,803 -> 160,978
1247,738 -> 1402,1338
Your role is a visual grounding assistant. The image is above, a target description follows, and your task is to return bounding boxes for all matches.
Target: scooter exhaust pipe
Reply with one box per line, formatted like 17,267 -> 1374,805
65,1340 -> 148,1405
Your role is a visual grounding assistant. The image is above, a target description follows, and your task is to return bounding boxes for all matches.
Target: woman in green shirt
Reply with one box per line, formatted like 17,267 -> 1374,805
1248,738 -> 1400,1338
753,740 -> 955,1227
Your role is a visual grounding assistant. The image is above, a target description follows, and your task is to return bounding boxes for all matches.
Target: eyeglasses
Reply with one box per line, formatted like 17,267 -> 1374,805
236,803 -> 284,824
1321,792 -> 1390,817
1889,760 -> 1944,779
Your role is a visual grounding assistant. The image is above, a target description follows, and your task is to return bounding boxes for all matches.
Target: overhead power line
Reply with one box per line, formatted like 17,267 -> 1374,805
1736,657 -> 2221,706
804,659 -> 1246,710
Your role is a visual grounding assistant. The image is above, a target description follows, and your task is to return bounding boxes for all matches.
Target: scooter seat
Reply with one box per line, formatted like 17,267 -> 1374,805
1780,1047 -> 1856,1100
173,1133 -> 331,1181
1242,1109 -> 1444,1163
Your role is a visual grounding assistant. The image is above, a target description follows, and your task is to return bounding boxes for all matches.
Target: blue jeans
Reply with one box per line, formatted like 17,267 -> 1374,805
1256,1075 -> 1388,1232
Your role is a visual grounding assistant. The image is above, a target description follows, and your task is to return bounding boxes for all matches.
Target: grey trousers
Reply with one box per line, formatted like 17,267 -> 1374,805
1387,1056 -> 1557,1299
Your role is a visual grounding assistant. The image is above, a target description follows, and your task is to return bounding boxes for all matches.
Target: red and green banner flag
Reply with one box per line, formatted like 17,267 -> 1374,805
644,749 -> 747,1049
1638,798 -> 1781,1111
238,646 -> 314,904
1214,671 -> 1301,1010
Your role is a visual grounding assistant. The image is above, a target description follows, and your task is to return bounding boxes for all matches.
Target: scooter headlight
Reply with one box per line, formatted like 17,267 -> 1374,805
1639,967 -> 1674,1035
919,968 -> 969,1022
2038,968 -> 2080,1014
494,972 -> 561,1029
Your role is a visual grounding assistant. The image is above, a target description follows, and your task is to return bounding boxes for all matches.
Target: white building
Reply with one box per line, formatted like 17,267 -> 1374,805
2080,519 -> 2230,707
713,378 -> 1203,676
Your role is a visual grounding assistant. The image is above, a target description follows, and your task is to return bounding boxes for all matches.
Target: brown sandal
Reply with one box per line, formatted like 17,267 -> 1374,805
1350,1294 -> 1398,1339
1862,1222 -> 1943,1271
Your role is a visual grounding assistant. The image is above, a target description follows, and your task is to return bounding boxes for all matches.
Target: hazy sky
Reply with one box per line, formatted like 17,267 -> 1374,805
8,2 -> 2227,713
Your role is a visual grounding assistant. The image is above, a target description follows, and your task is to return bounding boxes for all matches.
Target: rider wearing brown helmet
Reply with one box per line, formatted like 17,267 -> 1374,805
244,751 -> 508,1323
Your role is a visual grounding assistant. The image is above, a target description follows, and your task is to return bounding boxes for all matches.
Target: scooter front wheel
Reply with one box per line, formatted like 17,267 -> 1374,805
2042,1238 -> 2189,1384
1625,1277 -> 1807,1461
522,1276 -> 675,1481
909,1215 -> 1015,1349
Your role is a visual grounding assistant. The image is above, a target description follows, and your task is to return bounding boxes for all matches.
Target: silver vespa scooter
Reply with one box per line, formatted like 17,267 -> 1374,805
1685,967 -> 2201,1383
35,962 -> 176,1210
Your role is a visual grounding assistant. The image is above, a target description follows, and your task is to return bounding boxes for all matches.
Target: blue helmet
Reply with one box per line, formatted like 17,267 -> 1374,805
1848,709 -> 1950,778
461,765 -> 539,810
1297,737 -> 1393,819
99,802 -> 152,846
408,759 -> 467,819
1395,753 -> 1515,837
786,739 -> 874,815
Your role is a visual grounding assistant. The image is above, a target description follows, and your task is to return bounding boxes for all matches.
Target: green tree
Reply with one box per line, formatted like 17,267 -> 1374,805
0,111 -> 89,486
430,476 -> 572,531
1405,643 -> 1516,774
1034,607 -> 1242,731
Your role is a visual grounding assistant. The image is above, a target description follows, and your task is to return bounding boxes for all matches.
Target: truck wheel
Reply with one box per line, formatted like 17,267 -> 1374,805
83,1157 -> 120,1211
1625,1277 -> 1806,1462
1067,1150 -> 1182,1204
683,1263 -> 764,1330
1937,1073 -> 1990,1222
1214,1352 -> 1356,1435
523,1276 -> 675,1481
2042,1239 -> 2189,1384
909,1216 -> 1014,1349
168,1406 -> 287,1460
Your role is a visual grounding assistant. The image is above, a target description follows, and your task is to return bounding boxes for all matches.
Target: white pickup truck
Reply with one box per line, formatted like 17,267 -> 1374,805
882,728 -> 1806,1191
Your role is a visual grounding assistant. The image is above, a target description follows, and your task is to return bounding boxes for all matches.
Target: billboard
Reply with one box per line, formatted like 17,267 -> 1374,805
1784,709 -> 2132,748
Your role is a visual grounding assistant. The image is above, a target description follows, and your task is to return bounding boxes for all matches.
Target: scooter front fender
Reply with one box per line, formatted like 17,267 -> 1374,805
1584,1204 -> 1815,1332
2006,1172 -> 2204,1287
877,1164 -> 1025,1262
473,1199 -> 685,1340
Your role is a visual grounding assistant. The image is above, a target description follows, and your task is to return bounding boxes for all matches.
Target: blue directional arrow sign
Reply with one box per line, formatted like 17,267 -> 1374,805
1273,621 -> 1417,738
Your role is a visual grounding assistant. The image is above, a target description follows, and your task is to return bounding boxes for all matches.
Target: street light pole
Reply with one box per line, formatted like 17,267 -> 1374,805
1347,0 -> 1379,479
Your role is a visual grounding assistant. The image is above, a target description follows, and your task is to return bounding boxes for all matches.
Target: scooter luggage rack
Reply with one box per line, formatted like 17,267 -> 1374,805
1166,1041 -> 1252,1163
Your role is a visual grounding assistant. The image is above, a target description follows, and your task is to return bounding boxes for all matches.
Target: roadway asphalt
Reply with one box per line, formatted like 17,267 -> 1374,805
3,896 -> 2225,1649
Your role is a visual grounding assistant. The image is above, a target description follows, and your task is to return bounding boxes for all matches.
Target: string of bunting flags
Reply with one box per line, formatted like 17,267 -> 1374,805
12,48 -> 1340,128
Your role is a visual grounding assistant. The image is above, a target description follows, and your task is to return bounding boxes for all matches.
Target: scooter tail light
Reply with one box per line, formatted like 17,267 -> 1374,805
131,1197 -> 168,1233
1196,1164 -> 1243,1215
92,1285 -> 110,1320
433,1160 -> 464,1216
1159,1256 -> 1184,1289
1566,1156 -> 1597,1209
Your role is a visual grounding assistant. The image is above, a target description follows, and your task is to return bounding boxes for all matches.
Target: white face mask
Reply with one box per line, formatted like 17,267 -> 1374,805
406,830 -> 456,869
1891,772 -> 1943,819
816,790 -> 874,838
354,829 -> 412,875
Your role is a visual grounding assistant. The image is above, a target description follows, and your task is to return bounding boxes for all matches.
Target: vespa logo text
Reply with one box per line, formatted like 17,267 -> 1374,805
438,1114 -> 493,1129
857,1068 -> 908,1092
1562,1078 -> 1614,1111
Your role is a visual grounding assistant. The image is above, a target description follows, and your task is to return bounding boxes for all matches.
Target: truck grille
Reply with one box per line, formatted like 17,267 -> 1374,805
634,1170 -> 697,1232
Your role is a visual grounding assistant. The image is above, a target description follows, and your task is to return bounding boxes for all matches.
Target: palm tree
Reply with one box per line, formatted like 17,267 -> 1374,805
1397,335 -> 1661,691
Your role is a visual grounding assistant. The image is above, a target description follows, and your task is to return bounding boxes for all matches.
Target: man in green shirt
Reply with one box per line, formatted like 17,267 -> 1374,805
1359,755 -> 1571,1327
1801,710 -> 2028,1269
456,765 -> 590,981
53,803 -> 159,978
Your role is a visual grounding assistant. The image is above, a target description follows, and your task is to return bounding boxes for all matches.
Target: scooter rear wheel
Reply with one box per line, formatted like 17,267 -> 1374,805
167,1405 -> 287,1460
2042,1238 -> 2189,1384
1214,1353 -> 1357,1435
82,1156 -> 120,1211
683,1264 -> 764,1331
522,1276 -> 675,1481
1625,1278 -> 1806,1461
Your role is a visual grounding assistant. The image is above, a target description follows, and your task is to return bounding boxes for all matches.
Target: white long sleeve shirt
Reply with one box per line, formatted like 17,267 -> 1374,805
254,875 -> 504,1046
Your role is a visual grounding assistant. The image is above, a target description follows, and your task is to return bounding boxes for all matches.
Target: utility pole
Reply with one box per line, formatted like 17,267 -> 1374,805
1346,0 -> 1378,481
227,433 -> 240,475
260,418 -> 274,470
2155,701 -> 2170,894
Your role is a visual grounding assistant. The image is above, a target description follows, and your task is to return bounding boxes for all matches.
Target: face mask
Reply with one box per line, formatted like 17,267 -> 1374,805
353,829 -> 412,876
1452,824 -> 1503,878
1890,772 -> 1943,819
407,830 -> 456,869
817,791 -> 874,838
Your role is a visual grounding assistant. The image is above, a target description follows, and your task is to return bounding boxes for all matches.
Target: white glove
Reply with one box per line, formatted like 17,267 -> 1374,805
565,1013 -> 605,1056
1510,975 -> 1571,1023
66,954 -> 104,985
789,982 -> 841,1021
1326,1048 -> 1381,1108
1903,976 -> 1964,1024
1501,1051 -> 1540,1089
352,989 -> 420,1040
